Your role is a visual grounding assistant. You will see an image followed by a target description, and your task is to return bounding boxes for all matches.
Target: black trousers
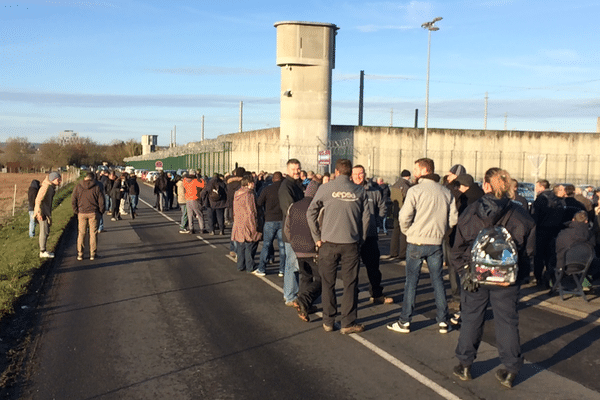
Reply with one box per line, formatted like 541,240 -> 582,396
296,257 -> 321,309
207,207 -> 225,234
389,219 -> 407,259
456,285 -> 522,374
319,242 -> 360,328
360,236 -> 384,298
534,228 -> 559,282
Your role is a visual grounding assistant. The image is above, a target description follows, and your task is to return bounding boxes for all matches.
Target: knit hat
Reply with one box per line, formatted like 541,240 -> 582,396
48,171 -> 61,182
455,173 -> 474,187
305,180 -> 320,197
401,169 -> 411,177
449,164 -> 466,176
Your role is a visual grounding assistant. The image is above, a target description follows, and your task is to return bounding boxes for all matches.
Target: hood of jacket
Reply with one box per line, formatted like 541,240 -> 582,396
81,179 -> 97,190
30,179 -> 41,190
475,193 -> 512,224
563,220 -> 592,242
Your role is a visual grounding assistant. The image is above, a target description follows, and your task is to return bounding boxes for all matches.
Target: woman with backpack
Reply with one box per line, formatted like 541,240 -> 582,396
450,168 -> 536,389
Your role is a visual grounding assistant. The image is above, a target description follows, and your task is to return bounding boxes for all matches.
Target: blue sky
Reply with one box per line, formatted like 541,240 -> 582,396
1,0 -> 599,146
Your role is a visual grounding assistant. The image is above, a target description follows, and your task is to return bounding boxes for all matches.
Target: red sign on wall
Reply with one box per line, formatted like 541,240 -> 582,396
318,150 -> 331,166
155,160 -> 163,169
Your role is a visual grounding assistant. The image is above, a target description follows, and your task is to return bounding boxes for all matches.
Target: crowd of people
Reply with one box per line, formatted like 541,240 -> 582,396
27,157 -> 600,389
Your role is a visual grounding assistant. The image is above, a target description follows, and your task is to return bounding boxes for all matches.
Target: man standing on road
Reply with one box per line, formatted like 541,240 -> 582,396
307,159 -> 370,334
351,165 -> 392,305
381,169 -> 412,261
35,171 -> 62,258
182,170 -> 206,234
72,172 -> 105,260
387,158 -> 458,334
279,159 -> 304,304
256,171 -> 286,276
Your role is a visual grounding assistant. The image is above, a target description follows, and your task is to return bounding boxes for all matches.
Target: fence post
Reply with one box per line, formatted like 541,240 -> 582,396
12,184 -> 17,216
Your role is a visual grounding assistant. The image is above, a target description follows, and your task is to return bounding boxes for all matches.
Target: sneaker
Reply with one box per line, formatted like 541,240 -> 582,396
111,218 -> 117,221
90,254 -> 96,261
340,323 -> 365,335
252,270 -> 266,277
495,368 -> 517,388
278,272 -> 284,277
179,229 -> 189,234
39,251 -> 55,258
387,321 -> 410,333
450,312 -> 461,325
380,255 -> 397,260
323,322 -> 340,332
77,254 -> 83,261
370,296 -> 394,305
209,231 -> 215,236
284,300 -> 297,307
453,364 -> 472,381
439,322 -> 450,334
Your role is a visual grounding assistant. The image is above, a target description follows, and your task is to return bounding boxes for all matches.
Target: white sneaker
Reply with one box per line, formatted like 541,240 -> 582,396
387,321 -> 410,333
40,251 -> 55,258
439,322 -> 450,334
252,270 -> 266,277
278,272 -> 284,277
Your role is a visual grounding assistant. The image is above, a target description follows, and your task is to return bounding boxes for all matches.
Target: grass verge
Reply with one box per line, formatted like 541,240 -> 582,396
0,181 -> 76,318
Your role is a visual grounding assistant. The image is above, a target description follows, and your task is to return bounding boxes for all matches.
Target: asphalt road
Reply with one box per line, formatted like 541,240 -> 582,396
18,183 -> 600,399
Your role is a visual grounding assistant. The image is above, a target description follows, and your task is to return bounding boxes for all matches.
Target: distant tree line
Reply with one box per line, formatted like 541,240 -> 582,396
0,136 -> 142,171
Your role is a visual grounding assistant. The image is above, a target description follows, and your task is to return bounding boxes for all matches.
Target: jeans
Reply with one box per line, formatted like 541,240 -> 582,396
179,203 -> 188,229
130,195 -> 138,214
283,242 -> 299,302
104,194 -> 112,213
236,241 -> 258,272
28,210 -> 36,237
98,213 -> 104,232
257,221 -> 285,274
400,243 -> 448,324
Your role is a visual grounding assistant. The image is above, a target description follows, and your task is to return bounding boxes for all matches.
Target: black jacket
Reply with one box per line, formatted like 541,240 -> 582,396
450,193 -> 536,283
532,190 -> 565,230
204,177 -> 227,209
257,180 -> 283,222
457,184 -> 485,215
28,180 -> 41,211
555,220 -> 594,272
279,175 -> 304,242
284,195 -> 317,258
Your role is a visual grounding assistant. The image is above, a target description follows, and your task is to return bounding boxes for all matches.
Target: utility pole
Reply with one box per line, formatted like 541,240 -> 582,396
504,113 -> 508,130
484,92 -> 488,130
201,115 -> 205,141
358,70 -> 364,126
239,101 -> 243,133
414,109 -> 418,128
173,125 -> 176,147
390,108 -> 393,127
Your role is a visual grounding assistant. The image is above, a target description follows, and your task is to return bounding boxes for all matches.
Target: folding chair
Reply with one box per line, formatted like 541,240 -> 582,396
554,243 -> 594,302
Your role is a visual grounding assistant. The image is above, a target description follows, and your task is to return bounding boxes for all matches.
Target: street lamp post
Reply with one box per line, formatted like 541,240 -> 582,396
421,17 -> 442,158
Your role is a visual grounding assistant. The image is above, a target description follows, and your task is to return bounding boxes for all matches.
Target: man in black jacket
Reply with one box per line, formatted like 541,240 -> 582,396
255,172 -> 285,276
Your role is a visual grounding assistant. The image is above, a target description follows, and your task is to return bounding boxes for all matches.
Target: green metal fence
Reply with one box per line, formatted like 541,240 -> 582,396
126,142 -> 232,176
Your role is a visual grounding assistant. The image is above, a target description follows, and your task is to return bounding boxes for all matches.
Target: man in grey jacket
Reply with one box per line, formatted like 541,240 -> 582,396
387,158 -> 458,334
307,159 -> 370,334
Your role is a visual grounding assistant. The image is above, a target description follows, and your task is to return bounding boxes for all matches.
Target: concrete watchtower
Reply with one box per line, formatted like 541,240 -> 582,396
274,21 -> 338,170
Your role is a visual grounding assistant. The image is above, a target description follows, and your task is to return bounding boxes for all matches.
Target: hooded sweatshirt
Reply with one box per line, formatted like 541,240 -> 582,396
555,220 -> 595,272
34,177 -> 57,220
